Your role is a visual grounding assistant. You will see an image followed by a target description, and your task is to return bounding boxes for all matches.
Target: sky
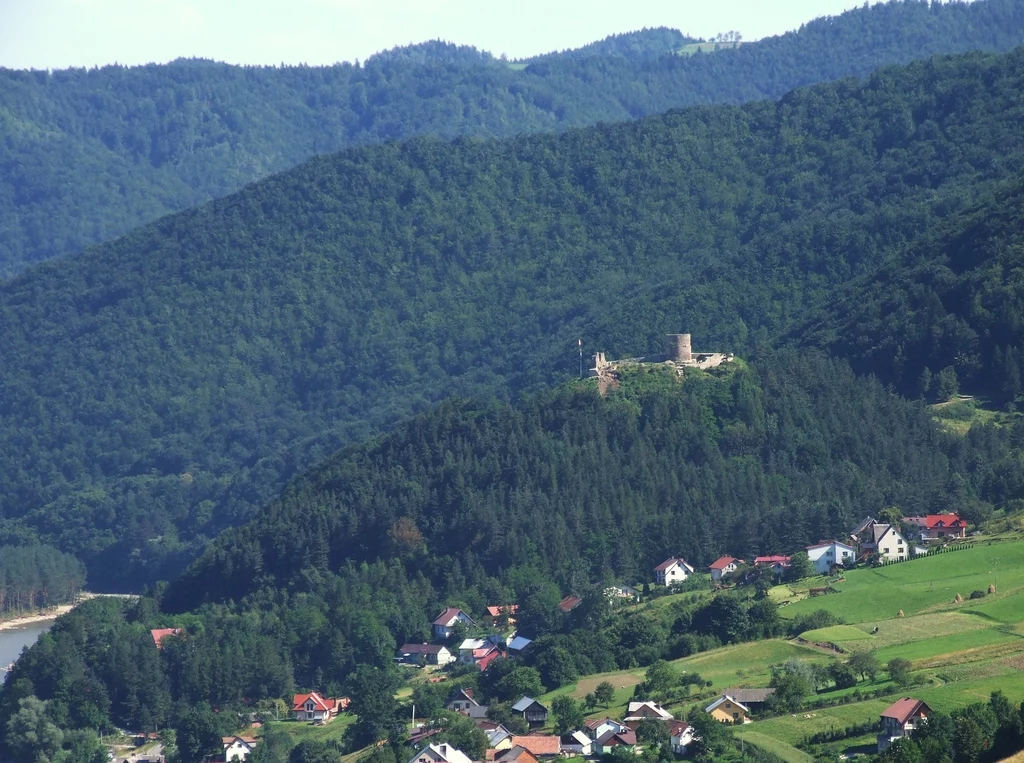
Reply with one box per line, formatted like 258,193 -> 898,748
0,0 -> 891,70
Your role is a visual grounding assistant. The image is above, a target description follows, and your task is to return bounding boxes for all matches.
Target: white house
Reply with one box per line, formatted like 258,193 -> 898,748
584,718 -> 628,741
872,524 -> 909,562
397,643 -> 457,666
806,541 -> 856,574
654,557 -> 694,586
292,693 -> 346,724
458,638 -> 487,663
878,698 -> 932,752
223,736 -> 258,761
409,743 -> 474,763
668,721 -> 695,754
560,730 -> 593,756
433,607 -> 475,639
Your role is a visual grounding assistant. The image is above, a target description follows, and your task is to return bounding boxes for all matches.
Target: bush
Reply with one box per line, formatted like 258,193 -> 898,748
970,590 -> 987,600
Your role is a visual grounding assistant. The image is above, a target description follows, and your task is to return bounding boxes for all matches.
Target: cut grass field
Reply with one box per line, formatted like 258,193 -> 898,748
734,729 -> 814,763
799,625 -> 873,643
266,714 -> 354,745
779,541 -> 1024,623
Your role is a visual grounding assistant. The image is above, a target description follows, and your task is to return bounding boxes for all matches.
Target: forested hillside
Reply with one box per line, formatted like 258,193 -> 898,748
4,48 -> 1024,588
0,545 -> 85,614
4,0 -> 1024,274
3,359 -> 1022,760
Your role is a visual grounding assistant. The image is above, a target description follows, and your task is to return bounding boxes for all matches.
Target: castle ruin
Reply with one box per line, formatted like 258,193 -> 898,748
590,333 -> 733,379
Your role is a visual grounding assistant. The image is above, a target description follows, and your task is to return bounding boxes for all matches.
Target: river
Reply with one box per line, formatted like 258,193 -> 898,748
0,619 -> 54,674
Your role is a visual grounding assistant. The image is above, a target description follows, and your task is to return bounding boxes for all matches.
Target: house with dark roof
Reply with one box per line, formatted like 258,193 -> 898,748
654,557 -> 694,586
878,698 -> 932,752
721,688 -> 775,712
409,743 -> 474,763
668,721 -> 694,754
508,635 -> 533,657
511,697 -> 548,728
433,607 -> 475,639
871,524 -> 909,562
594,728 -> 637,754
708,556 -> 743,583
446,688 -> 480,713
397,643 -> 456,666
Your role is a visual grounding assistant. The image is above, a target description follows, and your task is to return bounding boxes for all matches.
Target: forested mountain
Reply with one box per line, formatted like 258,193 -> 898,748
2,360 -> 1021,758
522,28 -> 698,63
4,0 -> 1024,275
4,47 -> 1024,589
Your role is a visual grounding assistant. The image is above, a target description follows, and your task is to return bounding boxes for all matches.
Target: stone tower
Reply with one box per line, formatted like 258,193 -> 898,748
665,334 -> 692,363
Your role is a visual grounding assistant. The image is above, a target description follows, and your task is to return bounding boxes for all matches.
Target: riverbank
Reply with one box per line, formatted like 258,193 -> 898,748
0,604 -> 75,632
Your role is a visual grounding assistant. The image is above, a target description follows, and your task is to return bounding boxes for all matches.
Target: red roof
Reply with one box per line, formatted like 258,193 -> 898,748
754,555 -> 791,565
668,721 -> 690,736
925,514 -> 966,529
150,628 -> 182,649
709,556 -> 740,570
881,698 -> 931,725
292,692 -> 346,713
486,604 -> 519,617
559,595 -> 582,613
433,607 -> 471,626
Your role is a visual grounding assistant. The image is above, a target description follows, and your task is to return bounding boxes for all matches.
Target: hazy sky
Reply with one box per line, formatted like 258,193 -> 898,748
0,0 -> 891,70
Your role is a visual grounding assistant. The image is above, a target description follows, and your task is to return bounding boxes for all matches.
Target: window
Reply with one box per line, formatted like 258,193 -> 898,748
883,547 -> 889,553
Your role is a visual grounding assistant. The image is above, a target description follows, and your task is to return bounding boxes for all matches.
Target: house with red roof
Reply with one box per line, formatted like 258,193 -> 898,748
509,735 -> 560,758
293,692 -> 347,724
558,595 -> 582,613
708,556 -> 743,583
486,605 -> 518,625
150,628 -> 182,649
433,607 -> 475,639
668,721 -> 694,754
904,514 -> 967,541
753,556 -> 791,576
878,698 -> 932,752
654,557 -> 694,586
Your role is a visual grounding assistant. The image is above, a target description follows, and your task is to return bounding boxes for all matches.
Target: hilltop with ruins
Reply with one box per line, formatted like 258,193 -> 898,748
589,334 -> 733,383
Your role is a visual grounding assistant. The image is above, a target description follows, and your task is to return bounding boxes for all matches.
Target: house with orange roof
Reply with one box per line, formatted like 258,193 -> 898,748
878,698 -> 932,752
753,556 -> 791,576
509,735 -> 560,758
150,628 -> 182,649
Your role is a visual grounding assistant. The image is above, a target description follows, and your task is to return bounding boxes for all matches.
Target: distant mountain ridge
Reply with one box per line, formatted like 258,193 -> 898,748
3,0 -> 1024,275
2,47 -> 1024,588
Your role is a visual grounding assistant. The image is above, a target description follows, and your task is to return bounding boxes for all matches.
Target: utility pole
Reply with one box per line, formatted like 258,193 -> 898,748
578,339 -> 583,379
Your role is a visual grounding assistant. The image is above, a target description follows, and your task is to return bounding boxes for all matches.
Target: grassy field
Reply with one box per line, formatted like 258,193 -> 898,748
265,714 -> 355,745
930,397 -> 1002,434
799,625 -> 874,644
779,541 -> 1024,623
735,729 -> 814,763
873,627 -> 1022,665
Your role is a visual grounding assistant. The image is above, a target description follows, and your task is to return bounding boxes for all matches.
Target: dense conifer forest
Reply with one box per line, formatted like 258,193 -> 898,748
4,0 -> 1024,274
4,47 -> 1024,588
2,359 -> 1021,761
0,546 -> 85,614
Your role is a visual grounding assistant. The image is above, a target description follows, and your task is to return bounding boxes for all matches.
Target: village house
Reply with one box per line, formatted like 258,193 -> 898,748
485,725 -> 514,750
511,697 -> 549,728
705,695 -> 750,724
560,731 -> 593,756
805,541 -> 856,575
878,698 -> 932,752
458,637 -> 504,670
668,721 -> 694,755
623,700 -> 674,729
871,524 -> 909,562
585,718 -> 628,741
292,692 -> 347,724
486,604 -> 518,626
507,635 -> 533,657
904,514 -> 968,541
708,556 -> 743,583
654,557 -> 694,586
594,728 -> 637,755
558,595 -> 582,613
222,735 -> 259,761
150,628 -> 182,650
604,584 -> 640,601
509,735 -> 560,758
397,643 -> 457,667
753,556 -> 791,576
409,743 -> 474,763
721,688 -> 775,714
433,607 -> 476,640
446,688 -> 481,713
496,746 -> 539,763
